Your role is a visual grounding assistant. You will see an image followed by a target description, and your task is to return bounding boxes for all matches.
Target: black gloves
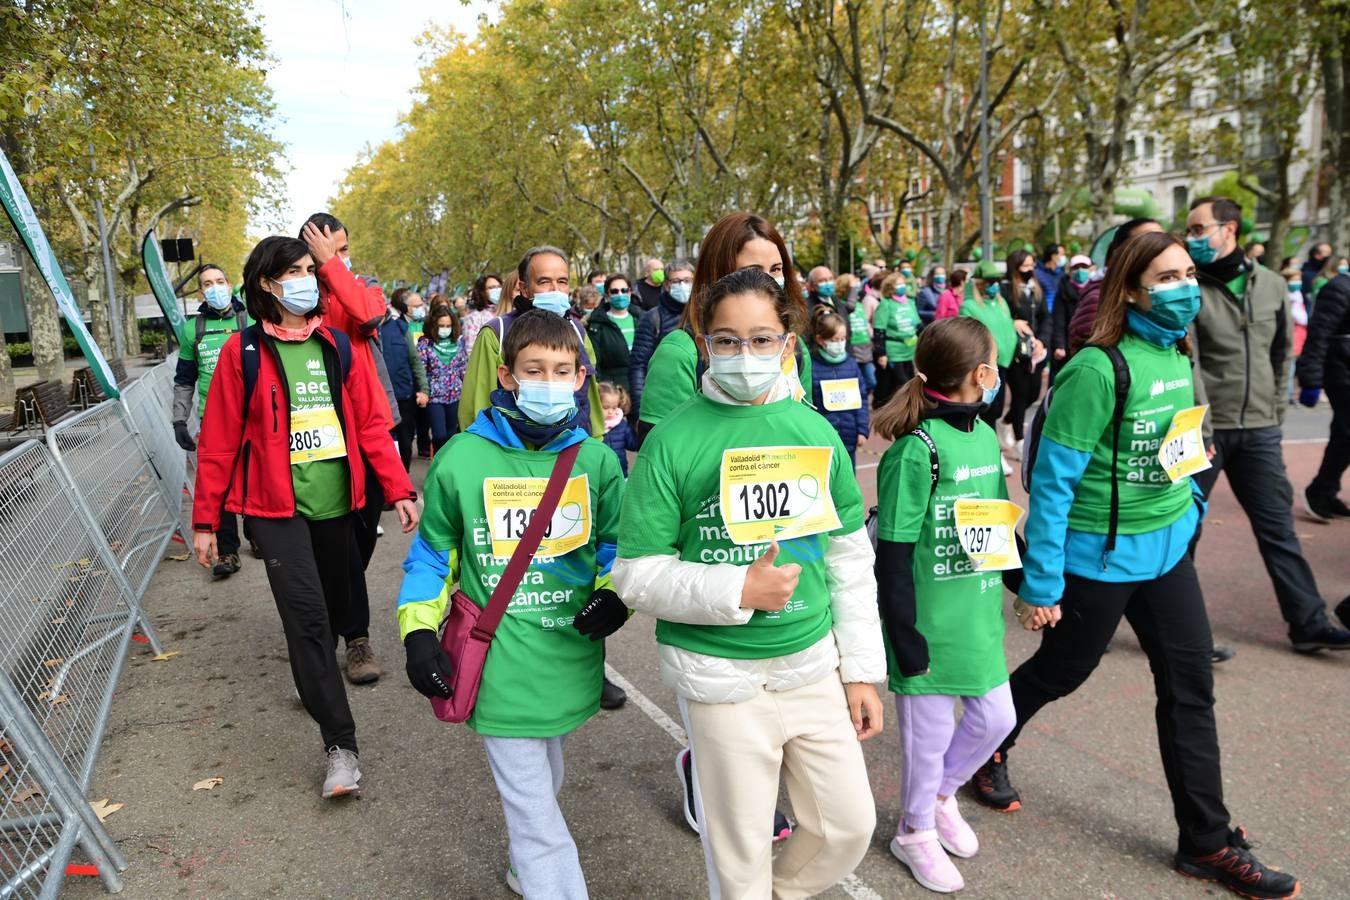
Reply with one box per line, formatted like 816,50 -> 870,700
574,588 -> 629,641
404,629 -> 453,698
173,421 -> 196,451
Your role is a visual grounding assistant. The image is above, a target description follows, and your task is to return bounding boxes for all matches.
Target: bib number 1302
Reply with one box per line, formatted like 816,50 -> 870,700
736,482 -> 791,521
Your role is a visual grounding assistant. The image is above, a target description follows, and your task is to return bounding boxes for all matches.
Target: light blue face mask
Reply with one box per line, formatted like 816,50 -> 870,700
275,275 -> 319,316
342,256 -> 353,271
980,365 -> 1001,406
411,306 -> 426,321
669,282 -> 692,304
1186,234 -> 1219,265
609,293 -> 631,311
488,286 -> 503,304
773,275 -> 786,290
515,378 -> 577,424
203,283 -> 232,310
532,290 -> 572,316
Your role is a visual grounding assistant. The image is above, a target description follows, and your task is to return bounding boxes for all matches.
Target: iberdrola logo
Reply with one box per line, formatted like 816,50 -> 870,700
1150,379 -> 1165,398
952,464 -> 971,483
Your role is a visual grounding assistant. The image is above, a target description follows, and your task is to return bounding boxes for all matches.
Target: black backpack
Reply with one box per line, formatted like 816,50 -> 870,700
1021,344 -> 1130,551
239,324 -> 353,422
195,307 -> 249,352
865,426 -> 938,549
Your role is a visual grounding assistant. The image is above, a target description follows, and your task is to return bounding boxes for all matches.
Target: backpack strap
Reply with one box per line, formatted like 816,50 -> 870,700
195,312 -> 207,346
1097,344 -> 1131,554
908,426 -> 940,496
240,325 -> 261,426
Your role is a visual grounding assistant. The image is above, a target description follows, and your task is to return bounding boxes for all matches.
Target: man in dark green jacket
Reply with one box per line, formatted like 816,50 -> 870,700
1186,196 -> 1350,652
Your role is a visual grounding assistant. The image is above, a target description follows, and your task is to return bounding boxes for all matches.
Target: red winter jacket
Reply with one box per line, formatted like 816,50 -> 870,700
191,324 -> 413,533
316,255 -> 395,430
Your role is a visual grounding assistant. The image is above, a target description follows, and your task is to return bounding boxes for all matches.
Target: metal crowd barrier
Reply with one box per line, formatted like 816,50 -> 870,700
0,358 -> 188,897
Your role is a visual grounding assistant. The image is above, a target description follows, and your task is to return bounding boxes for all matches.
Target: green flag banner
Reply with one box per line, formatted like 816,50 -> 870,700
0,146 -> 120,399
140,229 -> 189,347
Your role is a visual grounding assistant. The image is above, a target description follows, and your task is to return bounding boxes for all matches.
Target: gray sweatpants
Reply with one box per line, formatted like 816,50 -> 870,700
483,735 -> 588,899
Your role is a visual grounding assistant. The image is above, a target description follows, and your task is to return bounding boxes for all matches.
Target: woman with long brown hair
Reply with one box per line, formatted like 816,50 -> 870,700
635,212 -> 812,440
968,231 -> 1300,899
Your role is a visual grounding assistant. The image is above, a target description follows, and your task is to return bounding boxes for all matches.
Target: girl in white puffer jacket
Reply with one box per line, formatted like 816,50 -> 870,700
614,269 -> 886,899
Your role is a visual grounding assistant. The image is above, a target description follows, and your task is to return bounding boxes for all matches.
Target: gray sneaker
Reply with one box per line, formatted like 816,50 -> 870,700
322,747 -> 361,799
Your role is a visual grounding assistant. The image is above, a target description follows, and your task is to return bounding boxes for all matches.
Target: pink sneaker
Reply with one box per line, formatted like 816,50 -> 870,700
890,829 -> 964,893
935,795 -> 979,858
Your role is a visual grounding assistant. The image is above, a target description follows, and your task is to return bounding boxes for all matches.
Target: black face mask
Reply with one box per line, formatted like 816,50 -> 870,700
1021,270 -> 1035,281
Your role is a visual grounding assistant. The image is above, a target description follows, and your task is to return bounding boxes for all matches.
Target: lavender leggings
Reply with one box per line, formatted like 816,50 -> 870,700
897,682 -> 1016,832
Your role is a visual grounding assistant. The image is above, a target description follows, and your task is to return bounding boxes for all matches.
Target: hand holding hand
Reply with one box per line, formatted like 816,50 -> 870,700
416,392 -> 429,408
740,542 -> 801,612
845,682 -> 884,741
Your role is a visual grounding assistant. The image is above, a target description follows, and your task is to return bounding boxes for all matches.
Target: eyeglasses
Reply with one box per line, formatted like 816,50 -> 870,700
1185,221 -> 1221,239
704,332 -> 787,358
608,287 -> 630,295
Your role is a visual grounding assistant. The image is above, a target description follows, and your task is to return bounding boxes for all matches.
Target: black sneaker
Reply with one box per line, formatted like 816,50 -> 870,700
211,553 -> 240,579
1211,645 -> 1237,664
599,676 -> 627,710
1336,595 -> 1350,631
1175,828 -> 1300,899
674,748 -> 793,842
1291,622 -> 1350,653
970,752 -> 1021,812
1302,486 -> 1349,522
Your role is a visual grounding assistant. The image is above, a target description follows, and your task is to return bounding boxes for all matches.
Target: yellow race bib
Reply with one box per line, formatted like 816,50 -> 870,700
953,498 -> 1024,571
1158,404 -> 1210,483
483,475 -> 592,558
288,407 -> 347,465
820,378 -> 862,411
719,446 -> 840,545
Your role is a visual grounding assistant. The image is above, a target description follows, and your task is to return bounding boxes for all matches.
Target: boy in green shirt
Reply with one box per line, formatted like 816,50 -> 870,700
396,309 -> 627,898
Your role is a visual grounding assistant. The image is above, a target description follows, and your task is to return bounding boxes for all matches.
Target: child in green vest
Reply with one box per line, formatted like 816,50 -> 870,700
396,309 -> 629,899
872,317 -> 1019,893
615,269 -> 886,898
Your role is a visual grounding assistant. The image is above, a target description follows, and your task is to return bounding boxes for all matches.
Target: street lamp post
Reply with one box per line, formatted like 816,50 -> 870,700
978,0 -> 994,265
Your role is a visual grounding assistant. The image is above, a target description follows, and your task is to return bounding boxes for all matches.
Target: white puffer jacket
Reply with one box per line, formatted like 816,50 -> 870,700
612,373 -> 887,705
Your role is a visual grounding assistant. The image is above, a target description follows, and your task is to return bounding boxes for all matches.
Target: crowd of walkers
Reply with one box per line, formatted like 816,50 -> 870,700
170,198 -> 1350,899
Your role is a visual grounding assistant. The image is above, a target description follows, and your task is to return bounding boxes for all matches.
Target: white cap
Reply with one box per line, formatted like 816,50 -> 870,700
1070,254 -> 1093,269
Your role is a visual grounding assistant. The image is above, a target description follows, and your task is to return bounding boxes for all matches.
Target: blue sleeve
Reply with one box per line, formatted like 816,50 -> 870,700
628,311 -> 656,403
1021,436 -> 1093,606
595,541 -> 616,578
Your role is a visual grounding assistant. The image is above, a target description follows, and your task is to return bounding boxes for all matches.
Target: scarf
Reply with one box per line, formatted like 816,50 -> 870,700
1197,246 -> 1247,285
432,339 -> 457,367
262,316 -> 323,342
1126,308 -> 1186,348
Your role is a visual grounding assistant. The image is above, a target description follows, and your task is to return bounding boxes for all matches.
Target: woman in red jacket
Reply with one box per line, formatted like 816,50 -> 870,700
192,235 -> 418,800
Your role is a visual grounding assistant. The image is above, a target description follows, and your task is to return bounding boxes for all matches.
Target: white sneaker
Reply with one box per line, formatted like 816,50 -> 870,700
1000,456 -> 1013,476
506,865 -> 522,896
321,746 -> 361,799
1009,438 -> 1023,462
376,524 -> 385,537
934,795 -> 979,858
891,830 -> 964,893
997,422 -> 1014,450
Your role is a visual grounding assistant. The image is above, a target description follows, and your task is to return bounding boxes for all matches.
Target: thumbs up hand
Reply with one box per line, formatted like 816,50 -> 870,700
739,542 -> 801,612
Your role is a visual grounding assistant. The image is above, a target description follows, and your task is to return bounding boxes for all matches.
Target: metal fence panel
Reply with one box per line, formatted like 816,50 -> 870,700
0,440 -> 131,896
119,367 -> 187,533
43,401 -> 178,601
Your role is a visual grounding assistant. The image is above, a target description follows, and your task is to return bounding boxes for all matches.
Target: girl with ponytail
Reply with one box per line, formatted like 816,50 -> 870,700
872,317 -> 1022,893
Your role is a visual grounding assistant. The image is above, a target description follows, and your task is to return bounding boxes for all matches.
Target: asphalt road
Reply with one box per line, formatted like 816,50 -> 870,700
69,401 -> 1348,899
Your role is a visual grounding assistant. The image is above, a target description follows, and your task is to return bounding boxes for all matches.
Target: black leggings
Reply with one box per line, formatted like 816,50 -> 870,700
998,555 -> 1230,855
1003,361 -> 1043,440
247,514 -> 358,753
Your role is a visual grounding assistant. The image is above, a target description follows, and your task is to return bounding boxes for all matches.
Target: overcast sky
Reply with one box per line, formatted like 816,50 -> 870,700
258,0 -> 494,234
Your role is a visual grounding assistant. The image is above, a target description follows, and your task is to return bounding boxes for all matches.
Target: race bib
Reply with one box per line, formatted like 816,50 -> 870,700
1158,405 -> 1210,483
820,378 -> 862,411
484,475 -> 591,558
953,498 -> 1024,572
719,446 -> 841,545
288,407 -> 347,465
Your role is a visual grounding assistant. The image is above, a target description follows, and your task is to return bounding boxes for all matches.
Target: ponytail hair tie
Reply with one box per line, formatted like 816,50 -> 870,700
916,372 -> 928,383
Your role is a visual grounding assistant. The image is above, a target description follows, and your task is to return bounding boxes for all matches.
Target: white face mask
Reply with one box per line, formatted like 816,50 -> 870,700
437,327 -> 453,340
707,347 -> 784,401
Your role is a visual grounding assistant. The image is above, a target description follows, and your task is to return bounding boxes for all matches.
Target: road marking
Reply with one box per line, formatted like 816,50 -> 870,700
856,462 -> 879,470
603,663 -> 885,900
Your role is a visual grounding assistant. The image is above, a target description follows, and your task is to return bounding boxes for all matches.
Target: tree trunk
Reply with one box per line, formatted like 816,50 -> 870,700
939,178 -> 966,268
1322,20 -> 1349,252
82,261 -> 114,359
20,248 -> 64,383
119,271 -> 141,358
0,330 -> 13,407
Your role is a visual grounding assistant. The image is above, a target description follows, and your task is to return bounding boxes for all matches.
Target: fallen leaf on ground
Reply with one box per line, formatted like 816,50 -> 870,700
90,799 -> 123,822
43,659 -> 62,668
50,617 -> 66,626
14,783 -> 43,803
166,551 -> 190,561
150,651 -> 180,662
192,777 -> 223,791
50,695 -> 69,706
0,764 -> 10,778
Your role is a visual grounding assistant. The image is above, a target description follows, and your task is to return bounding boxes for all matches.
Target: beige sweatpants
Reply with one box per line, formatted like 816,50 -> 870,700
679,673 -> 876,900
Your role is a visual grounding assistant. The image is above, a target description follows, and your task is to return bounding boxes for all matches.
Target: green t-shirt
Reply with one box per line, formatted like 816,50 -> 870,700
1043,334 -> 1196,535
847,303 -> 871,346
184,312 -> 246,417
960,295 -> 1018,367
876,418 -> 1009,695
639,330 -> 700,426
408,319 -> 424,341
620,394 -> 864,660
418,433 -> 624,737
613,311 -> 636,349
273,338 -> 351,521
874,296 -> 922,362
